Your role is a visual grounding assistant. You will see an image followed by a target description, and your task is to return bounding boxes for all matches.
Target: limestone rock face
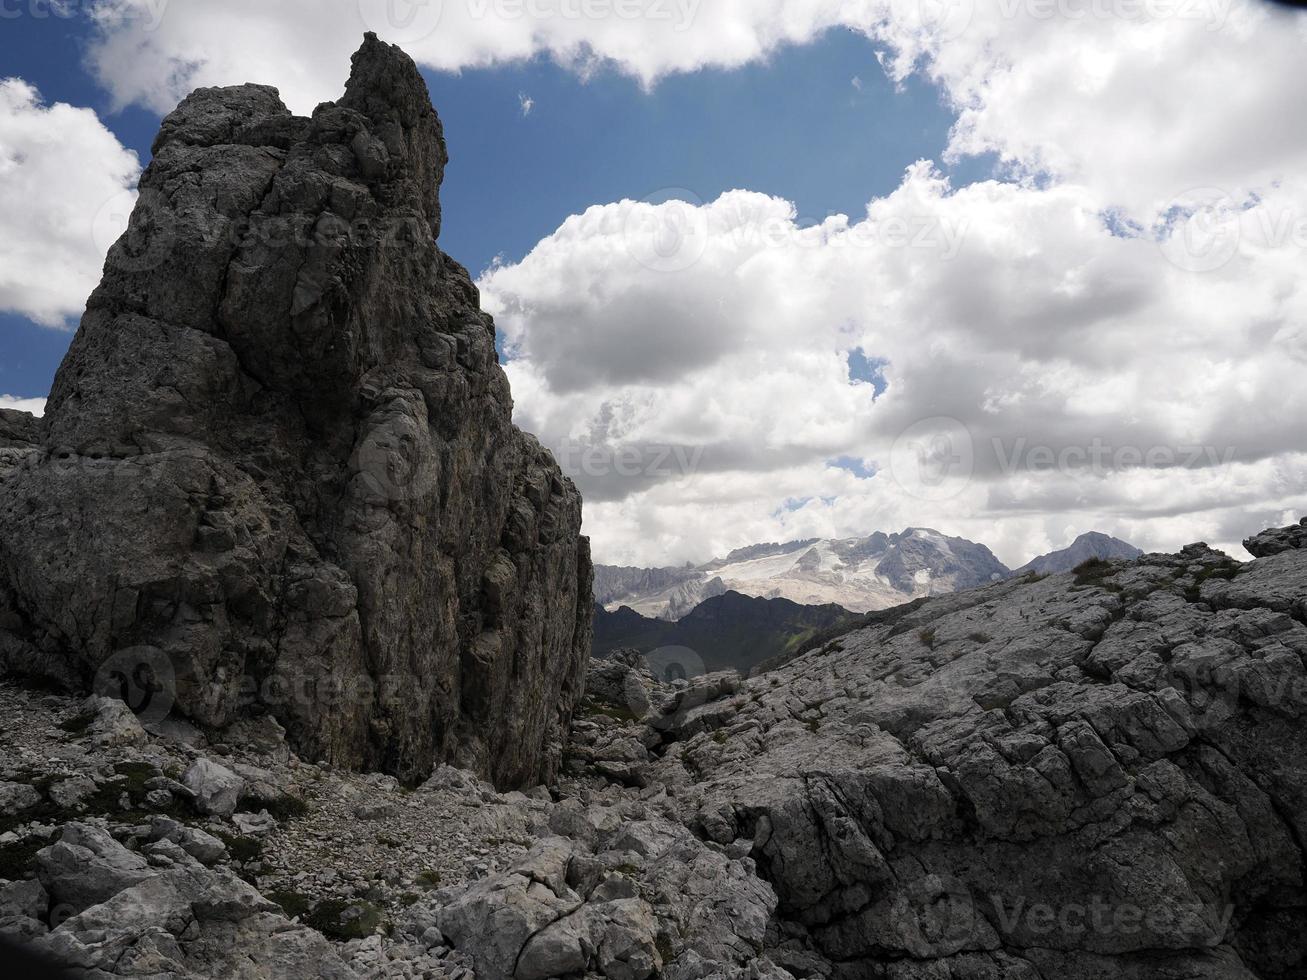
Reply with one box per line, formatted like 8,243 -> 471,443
632,526 -> 1307,978
0,34 -> 592,788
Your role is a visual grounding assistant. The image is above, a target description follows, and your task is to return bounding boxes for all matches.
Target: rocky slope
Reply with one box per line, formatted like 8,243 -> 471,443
597,529 -> 1010,618
0,36 -> 592,789
3,517 -> 1304,979
0,668 -> 782,979
1011,531 -> 1143,577
630,520 -> 1307,978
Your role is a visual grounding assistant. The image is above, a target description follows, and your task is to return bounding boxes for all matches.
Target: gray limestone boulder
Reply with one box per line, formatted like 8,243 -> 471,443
36,822 -> 153,914
1244,516 -> 1307,557
182,758 -> 245,817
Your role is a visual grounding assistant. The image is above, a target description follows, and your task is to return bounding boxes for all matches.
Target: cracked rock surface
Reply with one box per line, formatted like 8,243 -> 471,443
632,531 -> 1307,978
1,520 -> 1306,978
0,34 -> 592,790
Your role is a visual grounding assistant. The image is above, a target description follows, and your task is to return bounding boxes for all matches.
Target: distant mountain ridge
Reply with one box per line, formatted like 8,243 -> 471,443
1011,532 -> 1143,577
593,591 -> 859,674
596,528 -> 1143,620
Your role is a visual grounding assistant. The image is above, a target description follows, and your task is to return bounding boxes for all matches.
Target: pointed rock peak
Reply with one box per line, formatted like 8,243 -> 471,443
343,32 -> 434,127
339,33 -> 447,235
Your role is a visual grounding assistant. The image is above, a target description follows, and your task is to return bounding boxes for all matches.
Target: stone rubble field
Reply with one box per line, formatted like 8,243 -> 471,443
3,518 -> 1307,978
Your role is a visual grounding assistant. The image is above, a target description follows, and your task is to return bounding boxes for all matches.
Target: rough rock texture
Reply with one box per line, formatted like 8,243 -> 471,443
2,519 -> 1306,978
0,676 -> 784,980
632,527 -> 1307,978
1245,516 -> 1307,558
0,35 -> 592,789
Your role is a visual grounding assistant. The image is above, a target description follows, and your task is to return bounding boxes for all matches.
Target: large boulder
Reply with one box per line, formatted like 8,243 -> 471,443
36,823 -> 154,915
0,35 -> 592,788
1244,515 -> 1307,557
182,759 -> 245,817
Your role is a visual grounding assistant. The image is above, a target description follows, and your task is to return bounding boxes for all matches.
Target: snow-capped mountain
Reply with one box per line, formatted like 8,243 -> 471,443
594,528 -> 1010,619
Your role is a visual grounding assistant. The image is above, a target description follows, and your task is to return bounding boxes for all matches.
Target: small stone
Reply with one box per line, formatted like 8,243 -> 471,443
144,789 -> 174,810
182,758 -> 244,817
232,810 -> 278,836
0,781 -> 42,817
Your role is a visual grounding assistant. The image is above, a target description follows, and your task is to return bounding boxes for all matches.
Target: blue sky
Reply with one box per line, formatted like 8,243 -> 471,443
0,17 -> 984,400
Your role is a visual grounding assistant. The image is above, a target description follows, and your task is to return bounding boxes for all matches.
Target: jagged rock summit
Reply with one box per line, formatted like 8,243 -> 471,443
1010,530 -> 1144,577
0,35 -> 592,789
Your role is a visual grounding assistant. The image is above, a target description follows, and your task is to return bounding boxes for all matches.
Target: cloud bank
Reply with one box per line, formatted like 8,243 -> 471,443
8,0 -> 1307,563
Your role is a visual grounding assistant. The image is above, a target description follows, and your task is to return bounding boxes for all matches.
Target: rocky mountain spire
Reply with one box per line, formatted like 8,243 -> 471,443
0,35 -> 593,789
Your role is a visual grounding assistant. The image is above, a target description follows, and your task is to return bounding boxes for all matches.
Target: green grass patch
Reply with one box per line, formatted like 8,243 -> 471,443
580,698 -> 639,724
655,932 -> 676,963
414,869 -> 442,890
79,761 -> 177,820
1183,562 -> 1242,603
0,835 -> 45,880
260,793 -> 309,822
214,831 -> 264,863
918,628 -> 938,649
305,898 -> 383,941
1073,558 -> 1123,592
57,714 -> 92,735
267,889 -> 312,919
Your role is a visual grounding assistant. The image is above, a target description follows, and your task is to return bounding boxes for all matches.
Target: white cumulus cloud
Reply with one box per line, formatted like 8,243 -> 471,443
0,78 -> 141,327
0,395 -> 46,417
483,164 -> 1307,566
